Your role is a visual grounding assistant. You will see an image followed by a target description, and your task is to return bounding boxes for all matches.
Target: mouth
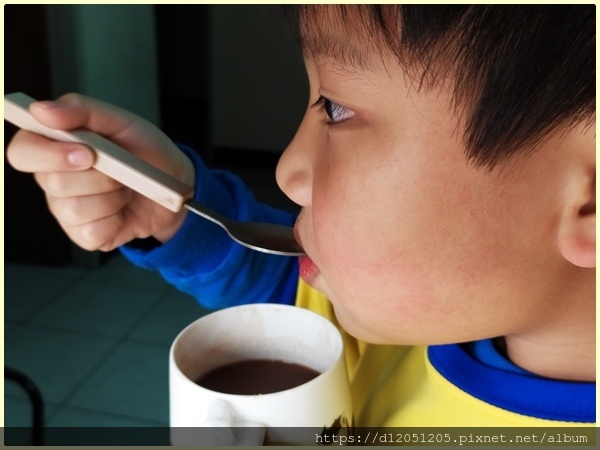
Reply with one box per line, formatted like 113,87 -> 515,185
299,255 -> 319,286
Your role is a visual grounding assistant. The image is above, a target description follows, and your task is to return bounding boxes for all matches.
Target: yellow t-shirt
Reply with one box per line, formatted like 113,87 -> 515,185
295,280 -> 595,427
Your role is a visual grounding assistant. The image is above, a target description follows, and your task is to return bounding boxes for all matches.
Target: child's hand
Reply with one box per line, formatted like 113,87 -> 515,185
6,93 -> 196,251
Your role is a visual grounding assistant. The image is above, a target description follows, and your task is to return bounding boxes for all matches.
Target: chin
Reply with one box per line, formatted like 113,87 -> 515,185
329,303 -> 387,344
316,283 -> 399,344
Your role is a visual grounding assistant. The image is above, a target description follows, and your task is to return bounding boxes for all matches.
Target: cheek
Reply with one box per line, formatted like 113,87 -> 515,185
308,153 -> 445,340
307,139 -> 516,343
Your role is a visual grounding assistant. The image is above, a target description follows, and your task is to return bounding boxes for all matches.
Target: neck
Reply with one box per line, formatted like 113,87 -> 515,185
503,272 -> 596,382
504,333 -> 595,381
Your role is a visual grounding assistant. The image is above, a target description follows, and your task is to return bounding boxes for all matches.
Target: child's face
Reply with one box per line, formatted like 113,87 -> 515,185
276,17 -> 572,345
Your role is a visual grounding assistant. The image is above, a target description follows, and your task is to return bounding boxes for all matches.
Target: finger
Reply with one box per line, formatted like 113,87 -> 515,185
6,130 -> 95,173
27,93 -> 165,164
46,187 -> 133,227
35,170 -> 124,198
67,213 -> 130,252
29,93 -> 139,140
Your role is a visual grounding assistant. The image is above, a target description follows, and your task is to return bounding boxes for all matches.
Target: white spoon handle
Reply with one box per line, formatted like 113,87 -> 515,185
4,92 -> 193,212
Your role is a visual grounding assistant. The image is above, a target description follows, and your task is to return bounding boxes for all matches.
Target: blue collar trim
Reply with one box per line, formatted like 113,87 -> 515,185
467,338 -> 533,375
428,343 -> 596,423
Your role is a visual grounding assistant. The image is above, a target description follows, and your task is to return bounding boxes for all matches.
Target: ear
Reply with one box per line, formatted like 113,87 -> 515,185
557,123 -> 595,268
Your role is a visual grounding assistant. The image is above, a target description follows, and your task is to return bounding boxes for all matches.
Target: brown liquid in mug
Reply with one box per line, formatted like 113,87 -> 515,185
195,359 -> 320,395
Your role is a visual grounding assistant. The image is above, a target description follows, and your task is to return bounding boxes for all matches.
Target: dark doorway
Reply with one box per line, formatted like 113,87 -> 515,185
4,5 -> 73,265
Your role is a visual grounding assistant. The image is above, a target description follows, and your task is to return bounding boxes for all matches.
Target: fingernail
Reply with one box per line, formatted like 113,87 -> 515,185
67,147 -> 92,167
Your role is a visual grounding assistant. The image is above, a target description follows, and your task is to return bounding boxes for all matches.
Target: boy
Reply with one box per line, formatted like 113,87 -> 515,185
6,5 -> 595,426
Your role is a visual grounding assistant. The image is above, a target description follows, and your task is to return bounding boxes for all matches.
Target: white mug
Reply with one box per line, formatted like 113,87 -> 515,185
169,303 -> 352,445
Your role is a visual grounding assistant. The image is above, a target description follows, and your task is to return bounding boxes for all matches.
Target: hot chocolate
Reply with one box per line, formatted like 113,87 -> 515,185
195,359 -> 320,395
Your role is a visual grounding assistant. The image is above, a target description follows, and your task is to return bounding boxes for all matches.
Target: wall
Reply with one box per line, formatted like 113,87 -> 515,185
46,5 -> 161,126
4,5 -> 72,265
209,5 -> 307,153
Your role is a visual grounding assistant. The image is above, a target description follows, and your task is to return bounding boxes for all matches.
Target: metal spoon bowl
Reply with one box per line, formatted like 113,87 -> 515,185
184,200 -> 304,256
5,92 -> 304,257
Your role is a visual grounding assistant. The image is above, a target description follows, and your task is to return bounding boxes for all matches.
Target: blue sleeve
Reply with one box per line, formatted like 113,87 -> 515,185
120,145 -> 299,309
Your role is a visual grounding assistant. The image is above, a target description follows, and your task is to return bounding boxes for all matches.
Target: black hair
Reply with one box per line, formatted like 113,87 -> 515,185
277,5 -> 595,169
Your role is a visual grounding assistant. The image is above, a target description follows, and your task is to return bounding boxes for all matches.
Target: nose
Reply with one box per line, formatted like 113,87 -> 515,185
276,112 -> 316,208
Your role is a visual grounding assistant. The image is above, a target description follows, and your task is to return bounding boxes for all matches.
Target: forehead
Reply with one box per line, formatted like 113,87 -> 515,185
296,5 -> 396,71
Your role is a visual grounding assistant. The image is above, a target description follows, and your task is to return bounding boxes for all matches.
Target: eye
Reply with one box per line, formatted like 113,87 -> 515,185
313,96 -> 355,124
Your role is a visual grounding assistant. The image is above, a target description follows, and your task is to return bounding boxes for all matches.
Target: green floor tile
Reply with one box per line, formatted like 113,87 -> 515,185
81,254 -> 172,290
46,405 -> 166,427
5,325 -> 118,404
66,340 -> 170,424
5,263 -> 87,321
129,288 -> 210,345
27,279 -> 167,338
3,395 -> 58,428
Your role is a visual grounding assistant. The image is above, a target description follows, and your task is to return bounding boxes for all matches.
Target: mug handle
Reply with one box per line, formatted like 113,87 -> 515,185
177,399 -> 266,445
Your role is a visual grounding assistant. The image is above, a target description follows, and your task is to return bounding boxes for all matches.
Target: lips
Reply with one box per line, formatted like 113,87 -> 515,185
299,255 -> 319,285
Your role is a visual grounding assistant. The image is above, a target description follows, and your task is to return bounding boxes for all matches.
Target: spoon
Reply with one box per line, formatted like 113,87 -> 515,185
4,92 -> 304,256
